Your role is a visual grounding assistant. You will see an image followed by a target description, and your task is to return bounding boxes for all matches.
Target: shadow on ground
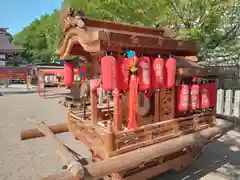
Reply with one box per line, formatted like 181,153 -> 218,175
152,129 -> 240,180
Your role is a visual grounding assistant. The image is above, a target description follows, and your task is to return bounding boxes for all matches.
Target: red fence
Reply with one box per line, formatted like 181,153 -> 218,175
0,70 -> 29,89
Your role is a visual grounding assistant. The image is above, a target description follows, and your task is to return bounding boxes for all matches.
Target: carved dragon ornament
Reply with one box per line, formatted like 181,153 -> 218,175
60,7 -> 86,33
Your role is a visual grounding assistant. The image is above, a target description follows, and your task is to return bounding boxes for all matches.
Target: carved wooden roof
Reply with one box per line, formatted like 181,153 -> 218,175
57,8 -> 198,61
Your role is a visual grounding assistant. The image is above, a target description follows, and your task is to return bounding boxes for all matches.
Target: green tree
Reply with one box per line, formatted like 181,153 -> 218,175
62,0 -> 168,27
164,0 -> 240,62
62,0 -> 239,62
13,9 -> 61,63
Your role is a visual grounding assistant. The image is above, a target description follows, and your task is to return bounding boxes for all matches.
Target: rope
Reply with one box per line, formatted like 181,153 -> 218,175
106,93 -> 112,118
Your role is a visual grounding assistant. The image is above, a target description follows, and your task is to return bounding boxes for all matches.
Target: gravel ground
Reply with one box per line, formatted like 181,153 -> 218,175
0,90 -> 240,180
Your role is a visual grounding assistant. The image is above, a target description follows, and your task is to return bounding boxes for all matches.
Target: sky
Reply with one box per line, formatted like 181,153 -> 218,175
0,0 -> 62,35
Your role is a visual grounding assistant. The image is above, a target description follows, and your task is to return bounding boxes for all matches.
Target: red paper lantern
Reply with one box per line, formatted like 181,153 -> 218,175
138,56 -> 151,91
177,84 -> 189,112
152,57 -> 165,89
116,57 -> 129,91
209,80 -> 217,107
145,59 -> 155,98
101,56 -> 116,91
165,57 -> 176,88
189,84 -> 200,110
200,83 -> 210,109
64,61 -> 74,87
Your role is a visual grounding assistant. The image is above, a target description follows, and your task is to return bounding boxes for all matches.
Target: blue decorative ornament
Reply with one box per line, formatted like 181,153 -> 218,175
126,50 -> 135,58
79,72 -> 84,77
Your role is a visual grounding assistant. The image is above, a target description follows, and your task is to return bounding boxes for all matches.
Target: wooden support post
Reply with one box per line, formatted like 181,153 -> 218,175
79,81 -> 87,118
154,89 -> 160,123
90,89 -> 98,124
211,108 -> 217,125
98,87 -> 104,105
25,71 -> 29,89
37,121 -> 84,179
113,90 -> 122,131
106,119 -> 115,157
90,79 -> 99,125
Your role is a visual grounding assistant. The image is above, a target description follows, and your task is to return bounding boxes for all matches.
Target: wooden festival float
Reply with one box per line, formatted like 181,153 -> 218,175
21,8 -> 234,180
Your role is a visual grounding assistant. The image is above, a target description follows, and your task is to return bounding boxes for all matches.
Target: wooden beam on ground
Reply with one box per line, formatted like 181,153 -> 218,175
37,121 -> 84,180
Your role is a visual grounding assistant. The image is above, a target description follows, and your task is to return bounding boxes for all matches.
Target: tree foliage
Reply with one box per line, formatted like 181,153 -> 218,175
13,9 -> 61,63
13,0 -> 240,63
165,0 -> 240,62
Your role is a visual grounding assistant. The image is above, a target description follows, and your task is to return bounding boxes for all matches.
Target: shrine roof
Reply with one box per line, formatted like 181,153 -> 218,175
57,8 -> 198,61
0,29 -> 25,53
176,57 -> 202,68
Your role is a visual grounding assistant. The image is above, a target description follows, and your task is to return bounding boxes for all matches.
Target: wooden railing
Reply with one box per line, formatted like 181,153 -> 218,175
113,112 -> 214,155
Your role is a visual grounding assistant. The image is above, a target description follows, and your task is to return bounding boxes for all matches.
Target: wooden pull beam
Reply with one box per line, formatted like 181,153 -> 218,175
21,123 -> 68,140
37,121 -> 84,179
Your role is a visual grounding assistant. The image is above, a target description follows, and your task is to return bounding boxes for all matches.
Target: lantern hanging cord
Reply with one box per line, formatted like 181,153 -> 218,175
106,92 -> 112,118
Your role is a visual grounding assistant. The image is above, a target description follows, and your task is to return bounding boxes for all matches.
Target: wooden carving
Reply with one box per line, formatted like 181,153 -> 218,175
159,88 -> 175,121
60,7 -> 86,33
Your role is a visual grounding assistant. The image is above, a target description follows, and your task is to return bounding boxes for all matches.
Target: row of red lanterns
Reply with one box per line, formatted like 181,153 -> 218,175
177,79 -> 217,112
63,61 -> 87,87
62,58 -> 218,112
62,55 -> 177,90
100,55 -> 177,92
